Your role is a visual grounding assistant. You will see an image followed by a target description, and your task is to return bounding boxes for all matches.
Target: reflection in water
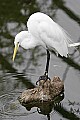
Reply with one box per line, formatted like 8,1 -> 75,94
20,93 -> 64,120
0,0 -> 80,120
0,92 -> 80,120
52,0 -> 80,25
54,102 -> 80,120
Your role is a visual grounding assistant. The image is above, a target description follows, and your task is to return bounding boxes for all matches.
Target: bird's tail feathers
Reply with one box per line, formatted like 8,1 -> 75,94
68,42 -> 80,53
68,42 -> 80,47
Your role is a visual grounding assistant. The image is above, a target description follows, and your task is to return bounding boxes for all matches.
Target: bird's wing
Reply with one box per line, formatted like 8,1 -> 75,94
37,21 -> 69,57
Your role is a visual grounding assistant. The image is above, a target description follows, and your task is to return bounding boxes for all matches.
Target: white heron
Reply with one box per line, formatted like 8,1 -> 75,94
12,12 -> 80,83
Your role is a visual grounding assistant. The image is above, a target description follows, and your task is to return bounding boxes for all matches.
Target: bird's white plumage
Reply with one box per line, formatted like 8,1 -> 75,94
14,12 -> 80,58
27,12 -> 70,57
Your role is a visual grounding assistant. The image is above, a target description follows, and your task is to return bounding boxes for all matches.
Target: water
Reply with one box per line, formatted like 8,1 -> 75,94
0,0 -> 80,120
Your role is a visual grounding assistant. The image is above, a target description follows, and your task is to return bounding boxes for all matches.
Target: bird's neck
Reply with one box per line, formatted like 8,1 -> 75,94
20,34 -> 38,49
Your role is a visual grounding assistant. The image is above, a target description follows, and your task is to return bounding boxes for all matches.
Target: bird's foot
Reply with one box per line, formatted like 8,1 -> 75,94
36,73 -> 51,85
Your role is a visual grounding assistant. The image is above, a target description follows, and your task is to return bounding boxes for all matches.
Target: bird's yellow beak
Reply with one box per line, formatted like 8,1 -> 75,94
12,43 -> 19,61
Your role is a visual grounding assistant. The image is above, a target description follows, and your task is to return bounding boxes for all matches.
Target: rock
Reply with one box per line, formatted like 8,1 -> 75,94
18,76 -> 64,104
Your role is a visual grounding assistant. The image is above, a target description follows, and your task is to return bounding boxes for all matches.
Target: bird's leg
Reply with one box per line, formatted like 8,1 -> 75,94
44,49 -> 50,77
36,49 -> 51,85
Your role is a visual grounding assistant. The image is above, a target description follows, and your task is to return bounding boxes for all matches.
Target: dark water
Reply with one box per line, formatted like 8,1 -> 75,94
0,0 -> 80,120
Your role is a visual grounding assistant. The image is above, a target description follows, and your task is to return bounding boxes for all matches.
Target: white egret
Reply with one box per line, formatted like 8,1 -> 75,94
12,12 -> 80,83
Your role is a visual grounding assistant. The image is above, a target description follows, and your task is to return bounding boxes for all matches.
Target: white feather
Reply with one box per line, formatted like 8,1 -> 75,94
14,12 -> 80,57
27,12 -> 70,57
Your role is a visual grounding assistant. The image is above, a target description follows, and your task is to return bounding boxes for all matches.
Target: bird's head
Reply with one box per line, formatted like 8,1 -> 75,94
12,31 -> 29,61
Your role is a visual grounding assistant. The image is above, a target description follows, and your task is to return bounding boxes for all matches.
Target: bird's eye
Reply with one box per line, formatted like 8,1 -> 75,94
17,42 -> 20,46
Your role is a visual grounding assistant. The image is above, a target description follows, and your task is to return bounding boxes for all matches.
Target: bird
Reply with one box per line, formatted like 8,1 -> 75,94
12,12 -> 80,84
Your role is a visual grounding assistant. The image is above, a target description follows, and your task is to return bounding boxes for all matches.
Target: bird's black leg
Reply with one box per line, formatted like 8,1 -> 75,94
36,49 -> 51,85
45,49 -> 50,77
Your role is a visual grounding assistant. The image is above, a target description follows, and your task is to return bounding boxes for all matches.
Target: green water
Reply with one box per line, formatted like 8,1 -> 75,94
0,0 -> 80,120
